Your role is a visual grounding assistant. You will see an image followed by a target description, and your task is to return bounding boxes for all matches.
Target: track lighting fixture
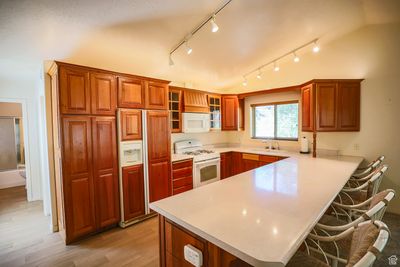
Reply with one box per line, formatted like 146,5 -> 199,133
273,62 -> 280,72
211,15 -> 219,33
312,41 -> 320,53
168,0 -> 232,65
241,38 -> 320,85
185,41 -> 192,55
256,69 -> 262,79
293,52 -> 300,63
169,54 -> 174,66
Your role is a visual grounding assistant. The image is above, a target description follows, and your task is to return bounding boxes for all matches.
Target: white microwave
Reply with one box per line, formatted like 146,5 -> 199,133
182,113 -> 210,133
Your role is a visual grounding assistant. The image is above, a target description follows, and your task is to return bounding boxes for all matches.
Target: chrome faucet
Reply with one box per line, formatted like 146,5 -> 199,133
273,141 -> 280,150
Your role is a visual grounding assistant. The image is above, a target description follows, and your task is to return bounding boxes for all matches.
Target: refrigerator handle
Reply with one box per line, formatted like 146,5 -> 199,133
142,110 -> 150,214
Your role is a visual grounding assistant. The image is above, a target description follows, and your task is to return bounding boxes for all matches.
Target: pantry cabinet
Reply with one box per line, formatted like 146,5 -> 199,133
301,80 -> 361,132
61,116 -> 119,243
145,81 -> 169,110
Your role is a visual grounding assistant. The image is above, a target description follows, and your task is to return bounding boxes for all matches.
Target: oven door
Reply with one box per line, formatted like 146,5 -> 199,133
194,158 -> 220,187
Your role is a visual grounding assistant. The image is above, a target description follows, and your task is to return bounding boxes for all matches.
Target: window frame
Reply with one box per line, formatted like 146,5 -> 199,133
251,100 -> 299,141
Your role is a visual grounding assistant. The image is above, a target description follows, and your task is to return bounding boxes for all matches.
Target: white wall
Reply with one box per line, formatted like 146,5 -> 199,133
0,77 -> 43,202
225,23 -> 400,214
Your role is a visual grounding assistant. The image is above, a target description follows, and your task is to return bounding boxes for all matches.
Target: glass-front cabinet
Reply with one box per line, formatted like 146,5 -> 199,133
169,88 -> 182,133
208,94 -> 221,130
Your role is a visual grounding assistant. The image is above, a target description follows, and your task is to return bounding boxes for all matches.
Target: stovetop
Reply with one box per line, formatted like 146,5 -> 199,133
183,149 -> 215,156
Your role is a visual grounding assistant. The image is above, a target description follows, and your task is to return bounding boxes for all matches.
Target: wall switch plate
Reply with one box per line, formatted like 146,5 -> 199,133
184,244 -> 203,267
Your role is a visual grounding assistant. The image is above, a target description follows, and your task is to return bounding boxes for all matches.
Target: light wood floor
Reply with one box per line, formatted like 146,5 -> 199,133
0,186 -> 159,267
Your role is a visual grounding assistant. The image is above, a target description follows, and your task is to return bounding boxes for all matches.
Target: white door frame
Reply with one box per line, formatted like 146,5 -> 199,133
0,98 -> 33,200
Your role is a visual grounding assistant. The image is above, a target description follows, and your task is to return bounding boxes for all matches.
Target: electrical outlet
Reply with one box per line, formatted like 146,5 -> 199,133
184,244 -> 203,267
353,143 -> 360,151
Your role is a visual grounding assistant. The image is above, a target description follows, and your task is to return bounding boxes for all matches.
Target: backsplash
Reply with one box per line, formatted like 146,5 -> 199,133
171,131 -> 231,153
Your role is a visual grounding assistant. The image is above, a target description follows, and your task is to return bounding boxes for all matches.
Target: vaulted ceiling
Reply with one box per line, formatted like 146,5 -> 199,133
1,0 -> 399,91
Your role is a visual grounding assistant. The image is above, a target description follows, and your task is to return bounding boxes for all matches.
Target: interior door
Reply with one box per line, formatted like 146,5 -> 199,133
91,116 -> 120,229
0,118 -> 17,170
61,116 -> 96,243
146,110 -> 171,202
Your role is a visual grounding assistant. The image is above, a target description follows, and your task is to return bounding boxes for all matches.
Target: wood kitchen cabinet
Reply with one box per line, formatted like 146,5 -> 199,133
145,81 -> 169,110
62,116 -> 119,243
147,110 -> 171,202
241,153 -> 260,172
59,64 -> 117,116
90,72 -> 117,115
59,65 -> 91,115
169,87 -> 182,133
220,152 -> 232,179
117,76 -> 145,109
61,116 -> 96,242
231,152 -> 242,175
122,164 -> 145,221
172,159 -> 193,195
119,109 -> 142,141
91,116 -> 119,229
301,80 -> 361,132
221,95 -> 239,131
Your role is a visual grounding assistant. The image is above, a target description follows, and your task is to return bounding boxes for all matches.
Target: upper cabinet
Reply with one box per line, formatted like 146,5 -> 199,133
168,87 -> 182,133
90,72 -> 117,115
59,65 -> 91,115
208,94 -> 221,130
145,81 -> 169,110
221,95 -> 239,131
301,80 -> 361,132
117,76 -> 145,109
119,109 -> 142,141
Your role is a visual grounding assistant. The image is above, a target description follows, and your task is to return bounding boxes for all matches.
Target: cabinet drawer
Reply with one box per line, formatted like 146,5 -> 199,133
172,184 -> 193,195
172,159 -> 193,170
259,155 -> 279,163
242,153 -> 259,161
172,167 -> 193,180
173,176 -> 193,188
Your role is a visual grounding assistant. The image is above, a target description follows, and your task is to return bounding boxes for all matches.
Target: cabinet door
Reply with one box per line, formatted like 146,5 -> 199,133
220,152 -> 232,179
92,117 -> 120,229
148,159 -> 171,203
147,110 -> 171,202
145,81 -> 168,110
221,96 -> 238,131
122,164 -> 145,220
90,72 -> 117,115
59,66 -> 90,115
117,76 -> 145,108
337,82 -> 360,131
61,116 -> 96,243
316,82 -> 338,131
119,109 -> 142,141
231,152 -> 242,175
241,159 -> 259,172
301,84 -> 314,132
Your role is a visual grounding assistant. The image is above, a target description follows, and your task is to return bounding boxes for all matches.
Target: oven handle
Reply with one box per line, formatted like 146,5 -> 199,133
194,157 -> 221,165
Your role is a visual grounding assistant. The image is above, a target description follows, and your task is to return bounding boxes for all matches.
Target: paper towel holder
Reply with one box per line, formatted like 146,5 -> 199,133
300,136 -> 310,154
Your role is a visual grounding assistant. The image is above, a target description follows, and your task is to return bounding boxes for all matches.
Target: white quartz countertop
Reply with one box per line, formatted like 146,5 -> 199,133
153,149 -> 363,266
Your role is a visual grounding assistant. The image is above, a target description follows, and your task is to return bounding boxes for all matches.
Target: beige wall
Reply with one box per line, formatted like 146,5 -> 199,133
171,131 -> 231,151
0,102 -> 22,117
225,23 -> 400,214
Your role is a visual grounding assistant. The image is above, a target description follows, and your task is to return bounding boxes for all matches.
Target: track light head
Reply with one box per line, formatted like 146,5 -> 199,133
312,41 -> 320,53
256,70 -> 262,79
169,54 -> 174,66
211,15 -> 219,33
185,41 -> 192,55
273,62 -> 280,72
293,52 -> 300,63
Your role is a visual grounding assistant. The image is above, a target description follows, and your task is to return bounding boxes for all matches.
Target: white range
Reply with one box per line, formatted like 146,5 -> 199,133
174,140 -> 220,188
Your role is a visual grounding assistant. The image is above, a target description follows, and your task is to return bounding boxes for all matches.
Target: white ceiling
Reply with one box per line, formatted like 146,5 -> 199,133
1,0 -> 399,91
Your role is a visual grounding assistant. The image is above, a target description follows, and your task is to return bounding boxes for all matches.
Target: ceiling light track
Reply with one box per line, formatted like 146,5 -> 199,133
242,38 -> 320,84
168,0 -> 233,65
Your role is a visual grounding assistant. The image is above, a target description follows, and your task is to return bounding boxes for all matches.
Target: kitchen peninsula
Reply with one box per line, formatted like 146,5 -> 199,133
150,152 -> 363,267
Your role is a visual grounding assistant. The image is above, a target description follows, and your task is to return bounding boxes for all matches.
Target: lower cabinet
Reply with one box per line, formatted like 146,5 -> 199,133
172,159 -> 193,195
220,152 -> 286,179
122,164 -> 145,221
161,215 -> 251,267
148,159 -> 171,203
62,116 -> 119,244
